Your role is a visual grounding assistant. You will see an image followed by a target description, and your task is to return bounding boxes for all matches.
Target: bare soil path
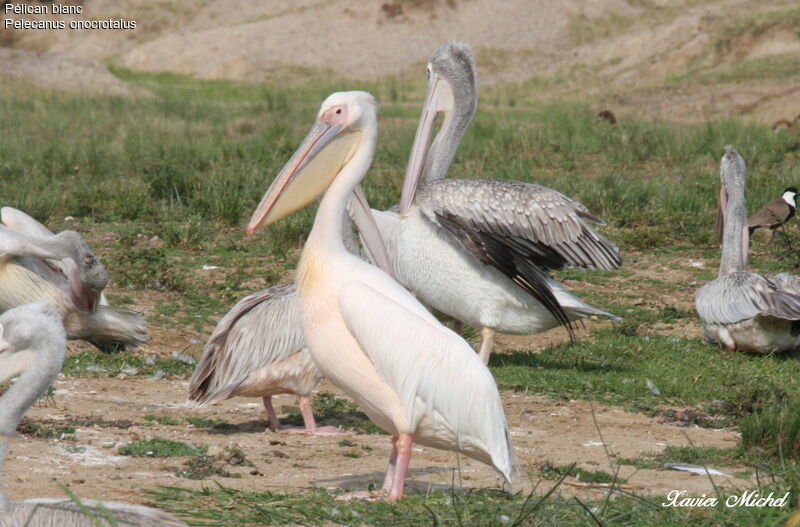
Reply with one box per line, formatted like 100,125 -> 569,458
6,376 -> 745,506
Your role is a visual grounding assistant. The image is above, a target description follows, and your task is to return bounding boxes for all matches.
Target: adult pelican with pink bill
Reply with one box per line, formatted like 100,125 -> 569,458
246,91 -> 515,501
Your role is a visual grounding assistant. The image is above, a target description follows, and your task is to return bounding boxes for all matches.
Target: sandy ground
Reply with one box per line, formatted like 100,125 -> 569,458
5,375 -> 747,507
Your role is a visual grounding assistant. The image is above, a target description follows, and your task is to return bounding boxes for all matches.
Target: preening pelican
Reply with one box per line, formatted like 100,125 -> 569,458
0,302 -> 186,526
0,207 -> 148,350
370,42 -> 620,363
696,146 -> 800,353
188,187 -> 391,436
247,91 -> 515,500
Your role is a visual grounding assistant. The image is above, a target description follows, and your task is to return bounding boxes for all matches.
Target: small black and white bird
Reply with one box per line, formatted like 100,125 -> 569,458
748,187 -> 797,236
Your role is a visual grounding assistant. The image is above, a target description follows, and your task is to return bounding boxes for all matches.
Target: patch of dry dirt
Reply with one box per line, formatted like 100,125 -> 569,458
6,377 -> 746,507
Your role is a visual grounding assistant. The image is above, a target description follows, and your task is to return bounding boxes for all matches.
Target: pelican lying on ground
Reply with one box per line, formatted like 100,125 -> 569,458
188,189 -> 391,436
246,91 -> 515,501
748,187 -> 797,236
696,146 -> 800,353
0,302 -> 186,526
0,207 -> 148,350
369,42 -> 620,363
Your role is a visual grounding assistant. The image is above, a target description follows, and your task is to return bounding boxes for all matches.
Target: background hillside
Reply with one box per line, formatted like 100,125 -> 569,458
2,0 -> 799,122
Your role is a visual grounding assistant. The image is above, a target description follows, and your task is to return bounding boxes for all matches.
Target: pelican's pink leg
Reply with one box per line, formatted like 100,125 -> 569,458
298,395 -> 351,436
262,396 -> 284,432
336,436 -> 398,501
262,395 -> 308,433
264,395 -> 350,435
386,433 -> 413,501
478,327 -> 494,364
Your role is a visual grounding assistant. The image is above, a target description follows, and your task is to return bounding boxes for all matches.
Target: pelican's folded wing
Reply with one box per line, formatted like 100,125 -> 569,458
338,278 -> 515,484
188,281 -> 305,405
697,272 -> 800,325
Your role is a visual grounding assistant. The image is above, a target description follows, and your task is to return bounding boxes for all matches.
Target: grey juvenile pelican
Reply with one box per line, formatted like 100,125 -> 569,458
370,42 -> 621,363
0,302 -> 186,525
188,188 -> 391,435
0,207 -> 148,350
696,146 -> 800,353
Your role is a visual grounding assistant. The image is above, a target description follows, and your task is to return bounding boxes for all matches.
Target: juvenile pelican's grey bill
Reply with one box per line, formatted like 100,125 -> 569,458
247,121 -> 346,234
349,184 -> 393,276
400,71 -> 453,214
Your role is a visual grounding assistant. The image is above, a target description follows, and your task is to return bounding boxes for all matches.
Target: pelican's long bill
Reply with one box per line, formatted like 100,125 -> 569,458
399,68 -> 455,214
246,119 -> 361,234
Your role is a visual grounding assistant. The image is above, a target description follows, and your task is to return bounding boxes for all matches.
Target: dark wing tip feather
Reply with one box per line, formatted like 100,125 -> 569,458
436,210 -> 576,341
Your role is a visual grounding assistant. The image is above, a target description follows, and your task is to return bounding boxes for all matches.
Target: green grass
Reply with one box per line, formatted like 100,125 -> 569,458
118,438 -> 206,458
489,333 -> 800,426
539,461 -> 624,484
63,350 -> 195,378
144,415 -> 182,426
17,418 -> 76,440
171,455 -> 241,480
741,400 -> 800,461
618,446 -> 752,470
147,479 -> 796,526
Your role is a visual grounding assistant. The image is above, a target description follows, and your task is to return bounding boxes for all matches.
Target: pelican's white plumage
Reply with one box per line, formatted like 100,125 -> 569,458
0,302 -> 186,526
696,146 -> 800,353
247,91 -> 515,500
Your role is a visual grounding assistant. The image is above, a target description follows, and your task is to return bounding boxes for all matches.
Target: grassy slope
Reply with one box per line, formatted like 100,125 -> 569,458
3,67 -> 800,524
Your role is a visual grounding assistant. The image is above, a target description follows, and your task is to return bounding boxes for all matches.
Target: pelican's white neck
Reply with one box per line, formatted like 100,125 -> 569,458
306,130 -> 378,257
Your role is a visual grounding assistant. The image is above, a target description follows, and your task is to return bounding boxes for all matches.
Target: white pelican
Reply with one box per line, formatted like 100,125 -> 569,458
370,42 -> 621,363
188,188 -> 391,436
246,91 -> 515,501
0,302 -> 186,525
696,146 -> 800,353
0,207 -> 148,350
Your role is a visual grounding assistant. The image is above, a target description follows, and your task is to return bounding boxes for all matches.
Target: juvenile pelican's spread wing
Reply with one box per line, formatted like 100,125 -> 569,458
416,178 -> 620,272
412,178 -> 620,335
188,281 -> 305,405
338,277 -> 515,482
